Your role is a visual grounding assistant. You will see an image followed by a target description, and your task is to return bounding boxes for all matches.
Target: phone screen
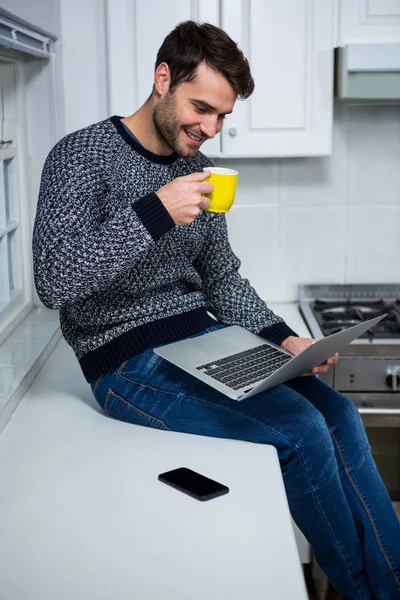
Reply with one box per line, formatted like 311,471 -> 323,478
158,467 -> 229,501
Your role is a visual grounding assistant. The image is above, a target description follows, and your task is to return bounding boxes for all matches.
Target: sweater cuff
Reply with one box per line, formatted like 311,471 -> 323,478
258,322 -> 299,346
133,192 -> 175,241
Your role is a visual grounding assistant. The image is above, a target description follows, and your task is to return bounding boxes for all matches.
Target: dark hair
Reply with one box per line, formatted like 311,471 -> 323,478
155,21 -> 254,100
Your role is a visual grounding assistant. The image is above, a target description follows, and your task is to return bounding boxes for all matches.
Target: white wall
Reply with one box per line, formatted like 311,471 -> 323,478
220,104 -> 400,302
60,0 -> 109,134
0,0 -> 61,37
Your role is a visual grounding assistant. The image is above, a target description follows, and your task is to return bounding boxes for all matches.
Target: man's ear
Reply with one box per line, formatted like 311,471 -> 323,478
154,62 -> 171,96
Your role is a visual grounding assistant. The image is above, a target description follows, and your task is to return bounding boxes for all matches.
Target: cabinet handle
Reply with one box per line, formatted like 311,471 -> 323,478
228,126 -> 237,137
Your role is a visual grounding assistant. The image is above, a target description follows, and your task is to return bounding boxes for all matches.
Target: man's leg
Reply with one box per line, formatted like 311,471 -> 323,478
287,376 -> 400,599
91,345 -> 374,599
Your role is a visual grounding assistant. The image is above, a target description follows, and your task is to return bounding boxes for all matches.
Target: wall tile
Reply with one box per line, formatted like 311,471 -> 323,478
348,106 -> 400,205
279,104 -> 349,206
346,204 -> 400,282
280,206 -> 347,301
213,158 -> 280,206
219,106 -> 400,300
226,205 -> 282,302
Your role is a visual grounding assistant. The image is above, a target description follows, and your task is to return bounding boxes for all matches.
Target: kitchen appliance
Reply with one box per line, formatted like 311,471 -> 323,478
336,43 -> 400,101
299,284 -> 400,510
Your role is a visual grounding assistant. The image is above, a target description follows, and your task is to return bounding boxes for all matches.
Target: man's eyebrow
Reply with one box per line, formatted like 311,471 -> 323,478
190,99 -> 232,115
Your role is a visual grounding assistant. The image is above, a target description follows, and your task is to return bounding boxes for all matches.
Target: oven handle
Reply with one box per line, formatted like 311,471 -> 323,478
360,410 -> 400,427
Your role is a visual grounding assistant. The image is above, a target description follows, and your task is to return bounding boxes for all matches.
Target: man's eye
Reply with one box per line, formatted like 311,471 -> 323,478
194,106 -> 207,113
219,115 -> 227,120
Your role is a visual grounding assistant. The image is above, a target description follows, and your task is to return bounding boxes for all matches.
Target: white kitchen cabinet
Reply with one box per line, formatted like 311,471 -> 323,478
220,0 -> 335,157
107,0 -> 335,158
106,0 -> 220,156
338,0 -> 400,45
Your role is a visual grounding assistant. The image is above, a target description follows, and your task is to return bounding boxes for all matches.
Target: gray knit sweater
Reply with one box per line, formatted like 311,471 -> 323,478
33,116 -> 297,382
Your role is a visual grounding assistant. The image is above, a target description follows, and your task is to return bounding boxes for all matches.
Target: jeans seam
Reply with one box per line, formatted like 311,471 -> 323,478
93,375 -> 103,395
117,361 -> 128,375
105,388 -> 171,431
114,371 -> 183,398
328,424 -> 400,591
293,442 -> 367,600
104,388 -> 112,413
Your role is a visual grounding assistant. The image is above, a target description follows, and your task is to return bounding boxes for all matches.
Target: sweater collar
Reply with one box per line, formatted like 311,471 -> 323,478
110,115 -> 180,165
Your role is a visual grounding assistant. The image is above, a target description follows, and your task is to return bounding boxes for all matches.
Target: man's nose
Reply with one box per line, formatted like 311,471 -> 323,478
200,115 -> 219,139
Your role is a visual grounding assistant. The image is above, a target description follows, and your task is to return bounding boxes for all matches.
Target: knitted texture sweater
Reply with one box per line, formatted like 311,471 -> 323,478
33,116 -> 297,382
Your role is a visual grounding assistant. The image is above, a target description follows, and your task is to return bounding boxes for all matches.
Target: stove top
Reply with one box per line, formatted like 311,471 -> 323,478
311,299 -> 400,338
299,284 -> 400,344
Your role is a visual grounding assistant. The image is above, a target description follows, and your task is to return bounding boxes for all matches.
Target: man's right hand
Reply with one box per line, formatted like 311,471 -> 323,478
156,171 -> 213,225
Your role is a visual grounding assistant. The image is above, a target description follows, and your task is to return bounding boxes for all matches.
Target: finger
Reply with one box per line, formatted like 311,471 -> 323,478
311,365 -> 330,375
183,170 -> 212,181
199,196 -> 211,210
198,182 -> 214,195
325,354 -> 338,365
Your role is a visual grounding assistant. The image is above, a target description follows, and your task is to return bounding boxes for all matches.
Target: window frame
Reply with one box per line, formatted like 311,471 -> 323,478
0,54 -> 33,345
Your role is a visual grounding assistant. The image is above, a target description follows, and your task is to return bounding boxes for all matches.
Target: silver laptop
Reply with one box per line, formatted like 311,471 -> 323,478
154,314 -> 385,400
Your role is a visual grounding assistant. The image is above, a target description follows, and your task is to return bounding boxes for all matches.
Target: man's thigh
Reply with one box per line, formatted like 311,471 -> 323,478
92,350 -> 324,449
286,375 -> 365,434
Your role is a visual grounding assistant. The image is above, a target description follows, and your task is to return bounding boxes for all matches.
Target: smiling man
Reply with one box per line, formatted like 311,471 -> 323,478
127,60 -> 235,157
33,21 -> 400,600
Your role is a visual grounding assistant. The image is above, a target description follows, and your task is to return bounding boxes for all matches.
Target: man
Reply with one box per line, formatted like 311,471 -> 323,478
33,21 -> 400,599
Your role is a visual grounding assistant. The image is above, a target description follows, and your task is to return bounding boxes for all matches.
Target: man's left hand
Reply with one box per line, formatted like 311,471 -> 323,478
280,336 -> 339,376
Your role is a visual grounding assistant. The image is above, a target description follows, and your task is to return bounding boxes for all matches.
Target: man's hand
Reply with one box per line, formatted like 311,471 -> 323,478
156,171 -> 213,225
281,336 -> 339,376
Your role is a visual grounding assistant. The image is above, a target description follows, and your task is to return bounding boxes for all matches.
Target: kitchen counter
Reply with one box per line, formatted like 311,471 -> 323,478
269,302 -> 311,338
0,303 -> 309,600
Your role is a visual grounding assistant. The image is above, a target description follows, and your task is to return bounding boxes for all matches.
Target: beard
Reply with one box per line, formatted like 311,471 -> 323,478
152,92 -> 201,158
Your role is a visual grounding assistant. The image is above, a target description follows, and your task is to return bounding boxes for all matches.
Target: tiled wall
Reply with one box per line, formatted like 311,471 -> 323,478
215,104 -> 400,302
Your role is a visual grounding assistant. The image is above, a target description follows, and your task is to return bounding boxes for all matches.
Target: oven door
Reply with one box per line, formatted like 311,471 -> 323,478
361,411 -> 400,506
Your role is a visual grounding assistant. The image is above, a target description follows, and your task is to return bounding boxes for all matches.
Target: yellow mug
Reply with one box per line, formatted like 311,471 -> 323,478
202,167 -> 238,213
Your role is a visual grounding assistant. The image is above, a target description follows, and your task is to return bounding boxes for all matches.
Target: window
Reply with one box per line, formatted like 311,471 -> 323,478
0,150 -> 21,305
0,17 -> 57,345
0,57 -> 30,341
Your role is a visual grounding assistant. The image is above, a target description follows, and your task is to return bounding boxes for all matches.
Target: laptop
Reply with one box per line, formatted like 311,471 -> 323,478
154,314 -> 385,400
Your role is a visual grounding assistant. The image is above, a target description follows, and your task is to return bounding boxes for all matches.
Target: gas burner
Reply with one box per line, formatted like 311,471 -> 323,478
322,320 -> 362,335
309,298 -> 400,339
320,306 -> 384,321
373,322 -> 400,335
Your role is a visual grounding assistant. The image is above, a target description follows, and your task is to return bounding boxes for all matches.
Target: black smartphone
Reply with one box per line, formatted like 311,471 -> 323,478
158,467 -> 229,501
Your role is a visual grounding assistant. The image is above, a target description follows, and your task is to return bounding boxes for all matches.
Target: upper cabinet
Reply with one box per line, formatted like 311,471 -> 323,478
220,0 -> 335,157
106,0 -> 335,157
338,0 -> 400,45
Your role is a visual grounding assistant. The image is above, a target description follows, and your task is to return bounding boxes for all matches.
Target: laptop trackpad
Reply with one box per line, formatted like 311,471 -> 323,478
189,333 -> 234,361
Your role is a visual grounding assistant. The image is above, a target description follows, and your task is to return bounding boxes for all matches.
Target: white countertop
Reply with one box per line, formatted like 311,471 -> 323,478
268,302 -> 311,338
0,302 -> 308,600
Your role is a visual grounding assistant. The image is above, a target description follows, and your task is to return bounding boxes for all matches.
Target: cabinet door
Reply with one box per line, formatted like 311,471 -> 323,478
220,0 -> 335,157
339,0 -> 400,44
106,0 -> 221,156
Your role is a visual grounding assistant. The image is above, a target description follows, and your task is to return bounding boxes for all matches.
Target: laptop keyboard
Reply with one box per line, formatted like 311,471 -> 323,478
196,344 -> 292,390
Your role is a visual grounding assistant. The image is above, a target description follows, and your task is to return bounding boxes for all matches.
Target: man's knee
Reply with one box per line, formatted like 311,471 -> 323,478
280,408 -> 336,483
330,392 -> 369,447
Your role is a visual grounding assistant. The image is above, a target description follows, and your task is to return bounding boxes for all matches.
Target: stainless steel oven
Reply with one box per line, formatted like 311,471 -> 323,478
299,284 -> 400,513
362,413 -> 400,504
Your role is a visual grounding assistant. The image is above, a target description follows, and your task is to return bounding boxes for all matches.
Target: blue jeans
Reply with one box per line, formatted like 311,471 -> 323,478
90,325 -> 400,599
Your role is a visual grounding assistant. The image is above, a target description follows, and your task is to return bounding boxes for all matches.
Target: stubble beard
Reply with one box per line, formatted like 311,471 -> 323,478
152,92 -> 198,158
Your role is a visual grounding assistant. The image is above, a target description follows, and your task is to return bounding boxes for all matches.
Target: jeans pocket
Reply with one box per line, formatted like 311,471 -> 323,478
104,388 -> 170,431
